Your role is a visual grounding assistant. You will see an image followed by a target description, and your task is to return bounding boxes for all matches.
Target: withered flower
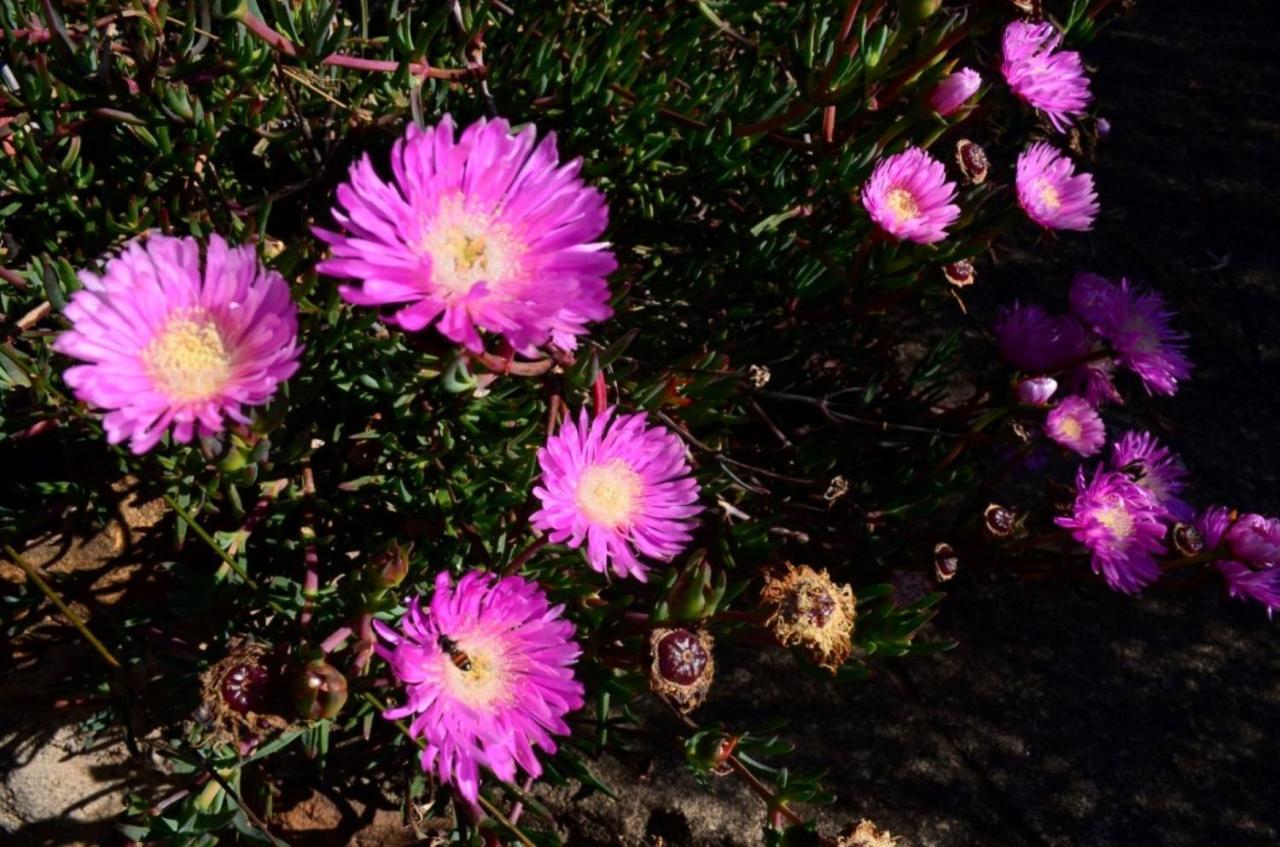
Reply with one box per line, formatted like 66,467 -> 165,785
760,563 -> 857,673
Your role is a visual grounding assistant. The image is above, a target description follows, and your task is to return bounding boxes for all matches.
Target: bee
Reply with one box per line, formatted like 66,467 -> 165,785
437,634 -> 472,672
1118,460 -> 1148,484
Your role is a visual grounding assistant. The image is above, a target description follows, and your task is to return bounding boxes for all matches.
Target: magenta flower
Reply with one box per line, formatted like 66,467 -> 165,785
1109,430 -> 1191,521
861,147 -> 960,244
1063,355 -> 1122,407
1016,143 -> 1099,231
1090,278 -> 1191,396
929,68 -> 981,117
374,571 -> 585,802
1056,466 -> 1167,593
1044,395 -> 1105,456
1015,376 -> 1058,406
531,408 -> 702,581
54,235 -> 300,454
1067,272 -> 1117,330
993,302 -> 1091,372
316,115 -> 616,354
1196,507 -> 1280,617
1001,21 -> 1092,132
1225,513 -> 1280,564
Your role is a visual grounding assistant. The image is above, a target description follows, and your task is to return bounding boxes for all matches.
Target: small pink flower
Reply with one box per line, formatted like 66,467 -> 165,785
1044,395 -> 1105,456
55,235 -> 301,454
929,68 -> 982,117
374,571 -> 585,803
1016,376 -> 1058,406
861,147 -> 960,244
316,115 -> 616,354
532,408 -> 702,581
1016,143 -> 1099,231
1001,21 -> 1092,132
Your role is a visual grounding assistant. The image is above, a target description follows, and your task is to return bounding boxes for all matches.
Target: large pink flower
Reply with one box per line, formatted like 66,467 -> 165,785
532,408 -> 702,581
55,235 -> 300,454
1016,143 -> 1099,231
861,147 -> 960,244
1056,466 -> 1167,593
1001,21 -> 1092,132
316,115 -> 616,353
374,571 -> 585,802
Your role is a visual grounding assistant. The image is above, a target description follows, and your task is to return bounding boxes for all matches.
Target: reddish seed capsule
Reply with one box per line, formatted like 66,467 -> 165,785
220,663 -> 272,715
649,628 -> 715,714
944,259 -> 976,288
760,563 -> 857,673
954,139 -> 990,185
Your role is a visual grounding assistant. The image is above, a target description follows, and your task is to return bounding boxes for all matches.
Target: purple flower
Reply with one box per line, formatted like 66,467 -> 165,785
1225,513 -> 1280,564
1016,143 -> 1099,231
532,408 -> 702,581
993,302 -> 1091,372
1062,354 -> 1123,407
1015,376 -> 1058,406
1109,430 -> 1191,521
316,115 -> 616,353
1092,279 -> 1192,396
374,571 -> 585,802
861,147 -> 960,244
1196,507 -> 1280,617
929,68 -> 982,117
1067,272 -> 1117,330
1001,21 -> 1092,132
54,235 -> 300,454
1056,466 -> 1167,593
1044,395 -> 1105,456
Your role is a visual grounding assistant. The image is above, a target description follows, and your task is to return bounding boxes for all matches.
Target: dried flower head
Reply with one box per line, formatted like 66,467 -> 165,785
760,563 -> 857,673
954,139 -> 990,185
199,640 -> 290,743
934,542 -> 960,581
837,819 -> 900,847
648,627 -> 716,714
56,235 -> 301,454
984,503 -> 1024,539
944,259 -> 977,287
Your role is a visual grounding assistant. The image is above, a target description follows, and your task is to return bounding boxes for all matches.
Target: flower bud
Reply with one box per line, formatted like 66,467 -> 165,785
366,542 -> 410,590
933,542 -> 959,582
1015,376 -> 1058,406
929,68 -> 981,117
759,563 -> 857,673
954,139 -> 989,185
1171,523 -> 1204,557
897,0 -> 943,25
292,659 -> 349,720
666,552 -> 727,622
649,628 -> 715,714
943,259 -> 976,288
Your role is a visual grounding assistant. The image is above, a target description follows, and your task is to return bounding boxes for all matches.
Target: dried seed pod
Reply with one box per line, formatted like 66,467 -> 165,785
1171,522 -> 1204,556
760,563 -> 857,673
943,259 -> 976,288
934,543 -> 960,582
954,139 -> 990,185
649,628 -> 715,714
199,639 -> 290,743
984,503 -> 1022,539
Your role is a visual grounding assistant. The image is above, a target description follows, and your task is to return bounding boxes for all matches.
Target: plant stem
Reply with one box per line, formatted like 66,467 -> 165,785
502,536 -> 548,576
4,543 -> 122,670
161,493 -> 259,589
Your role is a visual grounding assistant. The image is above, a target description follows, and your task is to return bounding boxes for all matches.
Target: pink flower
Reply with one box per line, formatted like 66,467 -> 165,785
1044,395 -> 1105,456
1001,21 -> 1092,132
929,68 -> 982,117
1016,143 -> 1099,231
1225,513 -> 1280,565
1015,376 -> 1058,406
1056,466 -> 1167,593
374,571 -> 585,802
1087,277 -> 1192,396
316,115 -> 616,353
1109,430 -> 1191,521
861,147 -> 960,244
1196,507 -> 1280,617
54,235 -> 300,454
532,408 -> 702,581
993,302 -> 1091,372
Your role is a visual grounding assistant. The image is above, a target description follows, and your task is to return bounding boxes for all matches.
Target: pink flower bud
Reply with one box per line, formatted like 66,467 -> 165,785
1015,376 -> 1058,406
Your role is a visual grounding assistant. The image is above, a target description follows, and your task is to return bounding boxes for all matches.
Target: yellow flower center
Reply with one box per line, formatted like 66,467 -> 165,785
1058,416 -> 1082,440
576,460 -> 644,528
885,188 -> 920,224
1036,179 -> 1062,210
1097,502 -> 1133,540
417,197 -> 520,299
441,640 -> 513,709
142,310 -> 232,403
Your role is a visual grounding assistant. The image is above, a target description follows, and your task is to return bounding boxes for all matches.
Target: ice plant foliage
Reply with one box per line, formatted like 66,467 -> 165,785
1016,143 -> 1099,231
55,235 -> 300,453
929,68 -> 981,117
861,147 -> 960,244
1001,21 -> 1092,132
316,115 -> 616,353
532,408 -> 701,580
1056,467 -> 1167,593
374,571 -> 585,802
1044,395 -> 1105,456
